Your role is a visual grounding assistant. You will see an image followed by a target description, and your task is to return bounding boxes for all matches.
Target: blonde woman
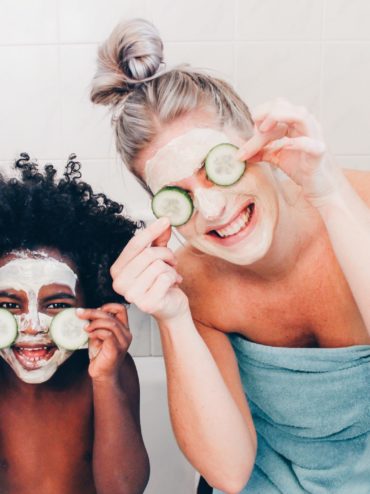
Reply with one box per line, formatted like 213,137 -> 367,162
91,19 -> 370,494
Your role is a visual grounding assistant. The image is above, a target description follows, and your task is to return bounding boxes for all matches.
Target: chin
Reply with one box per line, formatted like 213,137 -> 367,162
0,348 -> 73,384
14,364 -> 59,384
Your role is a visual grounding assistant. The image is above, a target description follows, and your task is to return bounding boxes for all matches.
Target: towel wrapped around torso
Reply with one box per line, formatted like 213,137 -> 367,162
214,334 -> 370,494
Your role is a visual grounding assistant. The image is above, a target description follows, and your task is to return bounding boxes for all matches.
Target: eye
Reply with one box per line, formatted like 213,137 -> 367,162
47,302 -> 73,310
0,301 -> 20,310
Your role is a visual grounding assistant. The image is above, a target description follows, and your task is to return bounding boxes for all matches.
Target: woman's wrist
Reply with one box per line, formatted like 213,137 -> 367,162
303,160 -> 348,211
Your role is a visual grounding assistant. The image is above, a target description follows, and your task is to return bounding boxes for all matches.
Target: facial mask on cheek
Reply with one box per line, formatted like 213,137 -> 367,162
193,187 -> 227,220
145,128 -> 230,193
0,255 -> 77,383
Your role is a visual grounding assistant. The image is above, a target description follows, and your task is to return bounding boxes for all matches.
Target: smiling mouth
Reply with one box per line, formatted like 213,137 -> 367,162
13,345 -> 57,370
208,203 -> 255,239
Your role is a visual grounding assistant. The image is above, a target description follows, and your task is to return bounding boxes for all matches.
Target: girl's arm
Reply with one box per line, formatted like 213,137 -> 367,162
78,305 -> 150,494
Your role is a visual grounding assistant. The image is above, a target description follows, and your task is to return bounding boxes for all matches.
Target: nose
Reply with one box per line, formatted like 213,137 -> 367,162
193,187 -> 226,221
19,313 -> 47,335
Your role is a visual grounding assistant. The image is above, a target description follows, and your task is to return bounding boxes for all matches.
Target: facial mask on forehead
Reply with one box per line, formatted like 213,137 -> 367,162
0,254 -> 78,383
145,128 -> 229,193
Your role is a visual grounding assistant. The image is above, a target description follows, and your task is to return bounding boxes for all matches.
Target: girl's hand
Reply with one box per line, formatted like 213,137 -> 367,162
237,98 -> 339,207
110,218 -> 189,323
77,304 -> 131,382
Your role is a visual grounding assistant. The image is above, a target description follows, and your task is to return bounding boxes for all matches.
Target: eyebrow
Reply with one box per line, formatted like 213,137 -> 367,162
0,291 -> 22,300
42,292 -> 76,303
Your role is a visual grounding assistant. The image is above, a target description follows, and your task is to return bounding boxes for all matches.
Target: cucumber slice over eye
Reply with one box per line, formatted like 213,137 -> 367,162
50,308 -> 88,351
152,186 -> 194,226
205,143 -> 246,186
0,309 -> 18,349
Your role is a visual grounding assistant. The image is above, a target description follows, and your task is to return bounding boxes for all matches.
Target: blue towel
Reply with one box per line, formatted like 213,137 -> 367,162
214,335 -> 370,494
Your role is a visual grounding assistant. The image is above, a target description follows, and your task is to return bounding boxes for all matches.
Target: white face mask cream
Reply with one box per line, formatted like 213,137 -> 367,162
145,128 -> 230,193
0,253 -> 78,384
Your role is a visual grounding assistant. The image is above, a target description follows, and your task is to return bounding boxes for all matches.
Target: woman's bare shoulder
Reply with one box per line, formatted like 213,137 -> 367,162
343,168 -> 370,205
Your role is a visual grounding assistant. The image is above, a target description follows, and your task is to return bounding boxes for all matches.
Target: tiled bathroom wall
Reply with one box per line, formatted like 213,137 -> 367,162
0,0 -> 369,356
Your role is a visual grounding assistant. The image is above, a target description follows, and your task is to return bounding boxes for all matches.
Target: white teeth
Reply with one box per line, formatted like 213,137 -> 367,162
215,208 -> 251,238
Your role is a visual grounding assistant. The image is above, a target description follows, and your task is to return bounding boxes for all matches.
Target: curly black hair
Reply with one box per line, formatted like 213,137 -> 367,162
0,153 -> 143,307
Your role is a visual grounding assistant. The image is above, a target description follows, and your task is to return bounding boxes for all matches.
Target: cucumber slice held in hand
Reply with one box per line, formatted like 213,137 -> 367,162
0,309 -> 18,349
50,308 -> 88,351
205,143 -> 246,186
152,186 -> 194,226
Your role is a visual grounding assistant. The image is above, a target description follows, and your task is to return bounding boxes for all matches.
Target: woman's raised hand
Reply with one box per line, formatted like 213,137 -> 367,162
110,217 -> 189,322
237,98 -> 338,206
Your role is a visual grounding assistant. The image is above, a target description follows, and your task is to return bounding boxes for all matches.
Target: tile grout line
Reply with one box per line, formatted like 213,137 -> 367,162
318,0 -> 327,121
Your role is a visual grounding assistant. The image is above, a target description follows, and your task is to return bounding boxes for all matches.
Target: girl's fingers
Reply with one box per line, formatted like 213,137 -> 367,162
111,217 -> 170,275
77,307 -> 113,321
88,331 -> 121,360
86,318 -> 131,348
100,303 -> 129,327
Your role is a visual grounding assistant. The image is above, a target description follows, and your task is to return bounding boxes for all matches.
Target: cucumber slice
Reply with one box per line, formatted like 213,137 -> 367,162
152,186 -> 193,226
0,309 -> 18,349
50,308 -> 88,351
205,143 -> 246,186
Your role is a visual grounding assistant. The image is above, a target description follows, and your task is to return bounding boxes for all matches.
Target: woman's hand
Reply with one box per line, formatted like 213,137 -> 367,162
77,304 -> 131,382
237,98 -> 339,207
110,218 -> 189,323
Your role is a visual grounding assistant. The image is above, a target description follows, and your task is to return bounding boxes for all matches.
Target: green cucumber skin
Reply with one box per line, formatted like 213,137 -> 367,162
152,186 -> 193,226
205,143 -> 246,187
0,308 -> 18,349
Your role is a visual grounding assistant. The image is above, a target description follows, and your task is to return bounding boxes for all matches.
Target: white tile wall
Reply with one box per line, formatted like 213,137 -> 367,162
147,0 -> 236,41
0,0 -> 58,45
0,0 -> 369,357
58,0 -> 148,43
236,0 -> 323,41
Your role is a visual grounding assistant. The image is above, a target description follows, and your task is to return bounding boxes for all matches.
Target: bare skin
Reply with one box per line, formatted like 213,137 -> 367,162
0,250 -> 149,494
177,169 -> 370,350
111,99 -> 370,492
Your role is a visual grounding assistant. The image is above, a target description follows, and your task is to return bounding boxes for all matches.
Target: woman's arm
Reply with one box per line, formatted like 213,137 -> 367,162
238,99 -> 370,332
78,305 -> 150,494
159,315 -> 256,494
314,169 -> 370,331
110,220 -> 256,494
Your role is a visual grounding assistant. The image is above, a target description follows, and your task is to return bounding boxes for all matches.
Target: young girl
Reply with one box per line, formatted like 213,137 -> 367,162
91,19 -> 370,493
0,155 -> 149,494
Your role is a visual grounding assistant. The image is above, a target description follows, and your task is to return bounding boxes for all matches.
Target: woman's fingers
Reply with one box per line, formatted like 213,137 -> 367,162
135,270 -> 181,315
253,99 -> 322,138
114,260 -> 181,306
111,217 -> 170,276
121,246 -> 177,283
236,123 -> 288,161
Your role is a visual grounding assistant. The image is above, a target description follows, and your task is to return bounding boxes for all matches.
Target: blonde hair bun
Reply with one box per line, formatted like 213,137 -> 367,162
91,18 -> 164,106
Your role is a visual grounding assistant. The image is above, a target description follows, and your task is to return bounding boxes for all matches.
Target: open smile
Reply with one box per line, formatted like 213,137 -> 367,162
206,202 -> 257,245
12,344 -> 57,370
